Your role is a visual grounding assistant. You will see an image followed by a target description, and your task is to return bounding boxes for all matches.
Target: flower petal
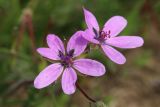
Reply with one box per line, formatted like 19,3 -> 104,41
34,63 -> 63,89
67,31 -> 88,57
101,45 -> 126,64
37,48 -> 60,60
74,59 -> 106,76
103,16 -> 127,37
106,36 -> 144,49
83,8 -> 99,31
47,34 -> 65,54
83,29 -> 99,44
62,67 -> 77,95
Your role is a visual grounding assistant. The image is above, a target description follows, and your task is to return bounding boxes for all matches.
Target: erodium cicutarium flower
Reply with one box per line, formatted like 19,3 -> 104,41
83,8 -> 144,64
34,31 -> 106,95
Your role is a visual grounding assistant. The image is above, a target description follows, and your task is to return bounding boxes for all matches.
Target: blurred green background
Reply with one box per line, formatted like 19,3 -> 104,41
0,0 -> 160,107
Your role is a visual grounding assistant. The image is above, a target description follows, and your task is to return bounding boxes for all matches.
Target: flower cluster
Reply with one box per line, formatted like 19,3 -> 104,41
34,8 -> 144,95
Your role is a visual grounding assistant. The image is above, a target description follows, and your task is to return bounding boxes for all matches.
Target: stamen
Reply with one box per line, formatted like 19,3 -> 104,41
67,49 -> 74,57
106,30 -> 111,38
92,27 -> 111,43
58,50 -> 64,58
93,28 -> 99,38
58,50 -> 74,67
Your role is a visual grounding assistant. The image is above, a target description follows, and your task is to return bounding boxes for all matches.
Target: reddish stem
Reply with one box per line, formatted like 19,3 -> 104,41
15,21 -> 25,51
25,14 -> 37,57
76,82 -> 96,103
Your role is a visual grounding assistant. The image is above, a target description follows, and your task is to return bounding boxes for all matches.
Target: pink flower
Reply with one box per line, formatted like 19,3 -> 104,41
83,8 -> 144,64
34,31 -> 106,95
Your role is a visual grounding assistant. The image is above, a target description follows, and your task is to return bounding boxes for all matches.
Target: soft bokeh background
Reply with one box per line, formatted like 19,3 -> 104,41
0,0 -> 160,107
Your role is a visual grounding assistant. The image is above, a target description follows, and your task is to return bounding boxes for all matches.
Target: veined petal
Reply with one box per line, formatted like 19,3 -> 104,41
67,31 -> 88,57
34,63 -> 63,89
62,67 -> 77,95
74,59 -> 106,76
106,36 -> 144,49
83,8 -> 99,31
37,48 -> 60,60
83,29 -> 99,44
47,34 -> 65,54
101,45 -> 126,64
103,16 -> 127,37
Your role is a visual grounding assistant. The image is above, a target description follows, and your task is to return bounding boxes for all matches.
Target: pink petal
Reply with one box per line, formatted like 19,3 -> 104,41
83,8 -> 99,31
103,16 -> 127,37
47,34 -> 65,54
83,29 -> 99,44
106,36 -> 144,49
67,31 -> 88,57
34,63 -> 63,89
73,59 -> 106,76
62,67 -> 77,95
37,48 -> 60,60
101,45 -> 126,64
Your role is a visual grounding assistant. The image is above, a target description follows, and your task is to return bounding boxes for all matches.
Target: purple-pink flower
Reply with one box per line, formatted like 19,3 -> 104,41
83,8 -> 144,64
34,31 -> 106,95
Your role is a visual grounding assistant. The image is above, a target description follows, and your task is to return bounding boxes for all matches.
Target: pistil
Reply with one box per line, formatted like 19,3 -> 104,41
93,27 -> 111,43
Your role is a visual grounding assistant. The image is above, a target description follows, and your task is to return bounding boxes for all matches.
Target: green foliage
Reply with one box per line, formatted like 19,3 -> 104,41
134,50 -> 152,67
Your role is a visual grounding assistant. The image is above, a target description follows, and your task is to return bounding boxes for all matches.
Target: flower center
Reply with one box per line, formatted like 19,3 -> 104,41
93,28 -> 110,43
58,49 -> 74,67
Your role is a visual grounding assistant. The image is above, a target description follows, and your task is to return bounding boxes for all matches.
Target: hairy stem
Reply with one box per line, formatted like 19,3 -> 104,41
25,13 -> 37,57
76,82 -> 96,103
15,20 -> 25,52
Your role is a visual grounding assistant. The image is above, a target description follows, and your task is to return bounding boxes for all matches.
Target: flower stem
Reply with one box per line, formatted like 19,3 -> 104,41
25,13 -> 37,58
76,82 -> 96,103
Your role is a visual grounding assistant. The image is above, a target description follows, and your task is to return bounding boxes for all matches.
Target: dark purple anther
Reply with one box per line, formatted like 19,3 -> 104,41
58,49 -> 74,67
67,49 -> 74,57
